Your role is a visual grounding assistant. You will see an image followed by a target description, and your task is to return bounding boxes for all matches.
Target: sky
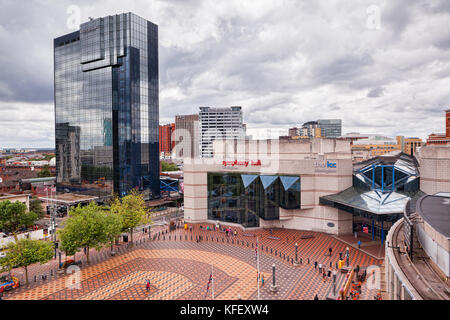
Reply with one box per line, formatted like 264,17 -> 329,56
0,0 -> 449,148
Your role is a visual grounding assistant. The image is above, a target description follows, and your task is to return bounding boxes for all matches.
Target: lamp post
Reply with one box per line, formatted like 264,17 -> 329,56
333,270 -> 337,296
345,246 -> 350,267
270,263 -> 278,292
294,243 -> 299,266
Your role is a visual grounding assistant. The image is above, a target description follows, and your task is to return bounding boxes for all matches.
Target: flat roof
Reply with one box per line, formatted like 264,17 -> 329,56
416,195 -> 450,238
39,193 -> 98,205
0,193 -> 28,200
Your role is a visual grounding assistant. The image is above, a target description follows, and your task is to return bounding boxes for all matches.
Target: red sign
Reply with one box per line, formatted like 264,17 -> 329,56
222,160 -> 261,167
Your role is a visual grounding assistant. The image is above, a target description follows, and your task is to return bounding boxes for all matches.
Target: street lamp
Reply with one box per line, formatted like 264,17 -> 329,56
294,243 -> 298,265
345,246 -> 350,267
270,263 -> 278,292
333,270 -> 337,296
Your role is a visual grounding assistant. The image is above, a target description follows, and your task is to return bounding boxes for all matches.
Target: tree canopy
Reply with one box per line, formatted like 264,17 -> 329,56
110,190 -> 151,247
161,161 -> 179,172
0,200 -> 38,234
58,202 -> 118,263
1,238 -> 54,284
29,197 -> 46,220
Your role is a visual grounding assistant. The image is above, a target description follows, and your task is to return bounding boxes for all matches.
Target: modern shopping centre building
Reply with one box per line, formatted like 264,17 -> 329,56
184,138 -> 355,235
184,138 -> 423,242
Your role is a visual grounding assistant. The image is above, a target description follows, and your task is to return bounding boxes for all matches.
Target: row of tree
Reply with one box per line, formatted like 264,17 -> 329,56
59,190 -> 150,263
0,191 -> 151,285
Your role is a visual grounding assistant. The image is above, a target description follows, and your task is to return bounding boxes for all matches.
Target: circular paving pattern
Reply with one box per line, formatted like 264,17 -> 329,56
4,224 -> 382,300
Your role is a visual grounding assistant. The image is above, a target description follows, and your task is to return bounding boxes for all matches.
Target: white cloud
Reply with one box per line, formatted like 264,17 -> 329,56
0,0 -> 449,147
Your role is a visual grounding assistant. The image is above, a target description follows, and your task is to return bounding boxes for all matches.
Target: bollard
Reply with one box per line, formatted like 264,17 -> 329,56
34,275 -> 37,282
270,264 -> 278,292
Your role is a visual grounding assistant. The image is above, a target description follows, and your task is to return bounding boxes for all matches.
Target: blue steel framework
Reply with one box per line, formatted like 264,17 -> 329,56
54,13 -> 160,199
320,158 -> 421,244
357,163 -> 417,244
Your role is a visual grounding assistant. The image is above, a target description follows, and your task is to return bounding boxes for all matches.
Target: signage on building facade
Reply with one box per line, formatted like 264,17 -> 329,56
222,160 -> 261,167
313,160 -> 337,172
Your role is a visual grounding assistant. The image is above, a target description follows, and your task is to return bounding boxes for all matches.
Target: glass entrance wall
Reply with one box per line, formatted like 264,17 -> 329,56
207,173 -> 301,228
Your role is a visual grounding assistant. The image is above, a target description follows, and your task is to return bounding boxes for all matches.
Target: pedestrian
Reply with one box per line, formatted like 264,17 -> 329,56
357,240 -> 361,249
327,269 -> 331,278
261,275 -> 265,286
146,279 -> 150,291
319,263 -> 322,273
314,261 -> 318,269
328,247 -> 332,256
314,294 -> 319,300
329,261 -> 332,268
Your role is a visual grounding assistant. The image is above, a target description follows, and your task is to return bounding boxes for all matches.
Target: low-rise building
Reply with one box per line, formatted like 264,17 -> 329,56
426,110 -> 450,146
184,138 -> 354,235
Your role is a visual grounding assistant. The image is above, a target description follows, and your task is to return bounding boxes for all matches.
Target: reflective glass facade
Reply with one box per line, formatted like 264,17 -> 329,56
54,13 -> 159,199
207,173 -> 300,227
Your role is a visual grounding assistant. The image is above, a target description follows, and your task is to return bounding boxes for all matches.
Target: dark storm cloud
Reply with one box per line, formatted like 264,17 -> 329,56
367,87 -> 384,98
0,0 -> 449,147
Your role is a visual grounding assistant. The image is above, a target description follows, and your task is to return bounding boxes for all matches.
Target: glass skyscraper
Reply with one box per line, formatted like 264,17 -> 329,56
54,13 -> 160,199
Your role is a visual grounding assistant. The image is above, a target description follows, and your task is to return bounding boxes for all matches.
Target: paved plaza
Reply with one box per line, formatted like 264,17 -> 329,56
3,223 -> 382,300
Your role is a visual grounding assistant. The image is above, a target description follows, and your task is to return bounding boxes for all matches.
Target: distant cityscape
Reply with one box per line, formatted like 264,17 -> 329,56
1,7 -> 449,304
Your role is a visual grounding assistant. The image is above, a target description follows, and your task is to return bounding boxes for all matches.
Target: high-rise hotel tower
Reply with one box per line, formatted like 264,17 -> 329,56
54,13 -> 160,199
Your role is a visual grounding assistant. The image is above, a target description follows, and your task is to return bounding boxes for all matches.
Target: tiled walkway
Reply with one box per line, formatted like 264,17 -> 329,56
3,223 -> 383,300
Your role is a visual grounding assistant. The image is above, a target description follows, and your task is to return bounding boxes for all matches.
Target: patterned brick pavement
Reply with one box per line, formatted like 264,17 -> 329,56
3,222 -> 383,301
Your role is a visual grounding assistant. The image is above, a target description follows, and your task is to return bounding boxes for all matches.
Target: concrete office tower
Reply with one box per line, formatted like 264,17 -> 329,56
54,13 -> 160,199
199,106 -> 246,158
174,114 -> 200,159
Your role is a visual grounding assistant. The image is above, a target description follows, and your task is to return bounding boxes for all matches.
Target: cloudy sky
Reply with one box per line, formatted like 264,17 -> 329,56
0,0 -> 449,148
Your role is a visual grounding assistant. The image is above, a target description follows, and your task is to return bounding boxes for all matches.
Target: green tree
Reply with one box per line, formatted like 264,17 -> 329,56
57,202 -> 111,263
0,238 -> 54,284
29,197 -> 46,220
111,190 -> 151,248
104,210 -> 123,253
0,200 -> 38,234
37,165 -> 52,178
161,161 -> 178,172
